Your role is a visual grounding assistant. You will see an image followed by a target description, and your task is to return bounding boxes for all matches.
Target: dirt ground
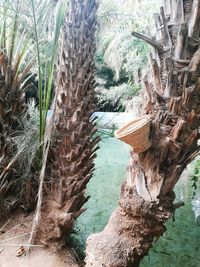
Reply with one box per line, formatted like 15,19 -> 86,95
0,214 -> 80,267
0,246 -> 80,267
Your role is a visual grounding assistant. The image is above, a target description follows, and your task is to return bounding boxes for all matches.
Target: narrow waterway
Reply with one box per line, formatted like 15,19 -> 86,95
75,137 -> 200,267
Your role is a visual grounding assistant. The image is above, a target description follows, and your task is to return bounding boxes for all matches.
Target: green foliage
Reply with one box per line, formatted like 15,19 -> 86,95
96,53 -> 115,86
0,0 -> 67,142
97,0 -> 162,81
96,54 -> 128,89
28,0 -> 67,141
191,160 -> 200,198
96,82 -> 137,111
128,81 -> 141,96
95,0 -> 162,111
0,1 -> 34,78
123,38 -> 150,79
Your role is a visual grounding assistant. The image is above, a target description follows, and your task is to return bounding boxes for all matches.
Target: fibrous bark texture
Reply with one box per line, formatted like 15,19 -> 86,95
39,0 -> 99,241
86,0 -> 200,266
0,52 -> 32,218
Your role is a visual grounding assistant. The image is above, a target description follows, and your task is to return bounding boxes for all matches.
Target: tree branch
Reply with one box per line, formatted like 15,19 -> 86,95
132,31 -> 164,52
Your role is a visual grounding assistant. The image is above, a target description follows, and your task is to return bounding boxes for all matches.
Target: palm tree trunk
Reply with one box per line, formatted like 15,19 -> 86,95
39,0 -> 99,241
86,0 -> 200,266
0,51 -> 31,216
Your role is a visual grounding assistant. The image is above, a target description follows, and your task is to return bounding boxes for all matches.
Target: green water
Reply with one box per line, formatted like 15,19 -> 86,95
75,137 -> 200,267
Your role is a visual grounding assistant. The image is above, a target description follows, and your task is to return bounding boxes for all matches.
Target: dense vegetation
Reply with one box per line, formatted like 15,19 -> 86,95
191,159 -> 200,197
95,0 -> 162,111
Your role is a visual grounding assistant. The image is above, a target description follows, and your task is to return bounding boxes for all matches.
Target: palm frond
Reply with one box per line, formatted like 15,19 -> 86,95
97,0 -> 162,81
103,35 -> 123,80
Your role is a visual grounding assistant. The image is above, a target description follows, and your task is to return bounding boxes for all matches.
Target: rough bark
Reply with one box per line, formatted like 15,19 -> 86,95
0,53 -> 26,172
86,0 -> 200,266
39,0 -> 99,241
0,35 -> 32,217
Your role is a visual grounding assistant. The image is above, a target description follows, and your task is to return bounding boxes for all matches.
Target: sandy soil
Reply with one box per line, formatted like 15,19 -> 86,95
0,247 -> 78,267
0,246 -> 80,267
0,214 -> 80,267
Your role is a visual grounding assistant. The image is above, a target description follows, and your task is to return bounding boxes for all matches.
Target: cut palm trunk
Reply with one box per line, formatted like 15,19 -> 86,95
86,0 -> 200,266
38,0 -> 99,241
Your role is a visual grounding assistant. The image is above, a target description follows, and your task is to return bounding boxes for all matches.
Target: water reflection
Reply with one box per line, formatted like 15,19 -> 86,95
141,167 -> 200,267
192,197 -> 200,225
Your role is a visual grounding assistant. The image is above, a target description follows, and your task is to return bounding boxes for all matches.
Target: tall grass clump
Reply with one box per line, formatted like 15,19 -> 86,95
28,0 -> 67,141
